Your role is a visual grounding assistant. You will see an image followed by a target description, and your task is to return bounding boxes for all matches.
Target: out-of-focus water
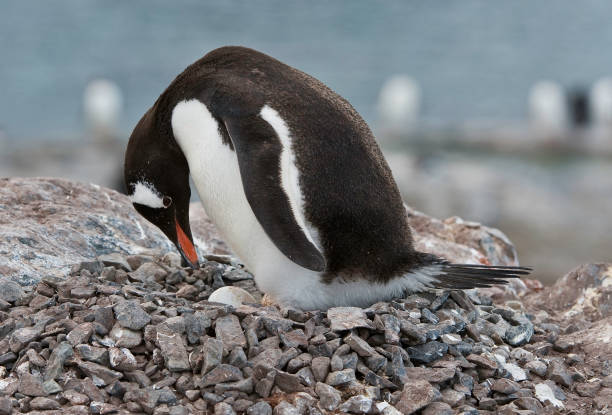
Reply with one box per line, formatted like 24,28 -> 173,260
2,0 -> 612,140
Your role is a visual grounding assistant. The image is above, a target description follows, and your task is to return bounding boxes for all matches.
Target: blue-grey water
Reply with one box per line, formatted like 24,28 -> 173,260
2,0 -> 612,140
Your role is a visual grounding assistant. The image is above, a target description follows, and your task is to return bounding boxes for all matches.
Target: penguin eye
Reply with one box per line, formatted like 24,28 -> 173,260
162,196 -> 172,208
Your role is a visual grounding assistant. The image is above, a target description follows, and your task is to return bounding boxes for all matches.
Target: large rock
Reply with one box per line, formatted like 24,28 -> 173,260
524,263 -> 612,322
0,178 -> 228,284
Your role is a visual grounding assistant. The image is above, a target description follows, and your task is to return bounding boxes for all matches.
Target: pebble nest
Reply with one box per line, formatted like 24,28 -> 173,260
0,252 -> 593,415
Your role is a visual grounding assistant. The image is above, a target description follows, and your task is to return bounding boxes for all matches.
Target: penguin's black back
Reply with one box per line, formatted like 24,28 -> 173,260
159,46 -> 416,282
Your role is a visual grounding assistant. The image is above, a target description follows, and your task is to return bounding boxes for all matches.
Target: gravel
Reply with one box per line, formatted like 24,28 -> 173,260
0,252 -> 585,414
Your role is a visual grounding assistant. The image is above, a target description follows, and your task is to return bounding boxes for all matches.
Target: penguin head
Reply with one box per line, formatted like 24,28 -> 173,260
124,105 -> 199,269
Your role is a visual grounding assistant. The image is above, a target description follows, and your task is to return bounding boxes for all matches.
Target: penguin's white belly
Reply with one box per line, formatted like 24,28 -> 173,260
171,99 -> 435,310
170,100 -> 317,301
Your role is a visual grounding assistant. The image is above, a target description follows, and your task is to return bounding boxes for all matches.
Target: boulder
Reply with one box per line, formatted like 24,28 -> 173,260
0,177 -> 228,284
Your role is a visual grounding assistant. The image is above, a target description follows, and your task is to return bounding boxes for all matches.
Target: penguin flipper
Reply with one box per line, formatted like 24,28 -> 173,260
223,114 -> 326,272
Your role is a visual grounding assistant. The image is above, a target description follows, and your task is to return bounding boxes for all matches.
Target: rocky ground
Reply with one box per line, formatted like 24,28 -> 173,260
0,178 -> 611,414
0,253 -> 609,415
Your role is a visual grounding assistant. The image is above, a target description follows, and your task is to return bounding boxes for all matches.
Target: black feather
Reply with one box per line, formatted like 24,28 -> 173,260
417,253 -> 532,290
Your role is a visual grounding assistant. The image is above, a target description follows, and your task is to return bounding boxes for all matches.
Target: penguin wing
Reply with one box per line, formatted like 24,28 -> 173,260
222,113 -> 326,272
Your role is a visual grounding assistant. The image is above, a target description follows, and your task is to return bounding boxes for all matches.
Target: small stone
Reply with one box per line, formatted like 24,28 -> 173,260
77,361 -> 123,386
110,323 -> 142,348
176,285 -> 198,299
0,378 -> 18,397
0,353 -> 16,366
42,379 -> 62,394
0,397 -> 12,415
114,300 -> 151,330
98,253 -> 132,271
441,333 -> 462,345
29,397 -> 60,410
387,346 -> 407,383
503,362 -> 527,381
125,370 -> 152,387
514,397 -> 544,412
311,356 -> 330,382
215,315 -> 247,351
229,347 -> 248,368
330,354 -> 343,371
404,367 -> 456,384
491,378 -> 520,394
344,332 -> 376,357
466,353 -> 498,369
421,308 -> 439,324
156,331 -> 190,371
328,307 -> 373,331
129,260 -> 166,281
275,371 -> 305,393
255,371 -> 276,398
170,406 -> 189,415
79,260 -> 104,274
214,402 -> 236,415
575,381 -> 601,397
247,401 -> 273,415
296,366 -> 315,386
94,307 -> 115,334
251,347 -> 282,368
272,401 -> 299,415
525,360 -> 547,377
202,364 -> 243,387
0,279 -> 24,304
63,390 -> 90,405
214,377 -> 254,394
441,388 -> 465,407
45,341 -> 74,381
184,312 -> 211,344
534,383 -> 564,408
546,360 -> 573,387
315,382 -> 341,411
504,323 -> 534,346
287,353 -> 311,373
407,341 -> 448,364
422,402 -> 453,415
396,379 -> 437,414
202,337 -> 224,374
279,329 -> 308,349
325,369 -> 356,386
18,373 -> 47,397
25,349 -> 45,367
339,395 -> 372,413
109,347 -> 138,371
10,326 -> 42,353
75,344 -> 109,365
67,323 -> 94,346
70,286 -> 96,298
478,397 -> 497,410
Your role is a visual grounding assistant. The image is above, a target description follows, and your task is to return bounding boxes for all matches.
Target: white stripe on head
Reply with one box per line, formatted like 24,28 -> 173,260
259,104 -> 321,251
129,181 -> 165,208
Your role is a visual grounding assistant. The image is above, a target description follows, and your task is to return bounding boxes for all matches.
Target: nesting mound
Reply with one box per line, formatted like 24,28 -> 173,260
0,253 -> 596,415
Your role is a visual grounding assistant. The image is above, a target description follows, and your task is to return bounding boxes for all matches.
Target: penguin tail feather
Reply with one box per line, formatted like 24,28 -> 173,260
417,253 -> 532,290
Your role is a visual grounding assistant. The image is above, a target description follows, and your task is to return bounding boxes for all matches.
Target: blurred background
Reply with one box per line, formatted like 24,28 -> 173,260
1,0 -> 611,283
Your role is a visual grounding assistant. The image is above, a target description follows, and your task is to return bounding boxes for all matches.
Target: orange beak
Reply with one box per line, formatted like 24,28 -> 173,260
175,218 -> 199,269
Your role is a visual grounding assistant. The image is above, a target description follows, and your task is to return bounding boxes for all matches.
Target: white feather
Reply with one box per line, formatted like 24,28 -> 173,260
259,104 -> 321,250
129,181 -> 164,208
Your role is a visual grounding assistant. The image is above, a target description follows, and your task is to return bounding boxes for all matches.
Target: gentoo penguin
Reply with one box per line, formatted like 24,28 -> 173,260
124,46 -> 530,310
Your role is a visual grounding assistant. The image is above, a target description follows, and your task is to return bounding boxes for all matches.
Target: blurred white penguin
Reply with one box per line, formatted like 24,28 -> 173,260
377,75 -> 421,133
83,79 -> 123,142
590,77 -> 612,127
528,80 -> 567,134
